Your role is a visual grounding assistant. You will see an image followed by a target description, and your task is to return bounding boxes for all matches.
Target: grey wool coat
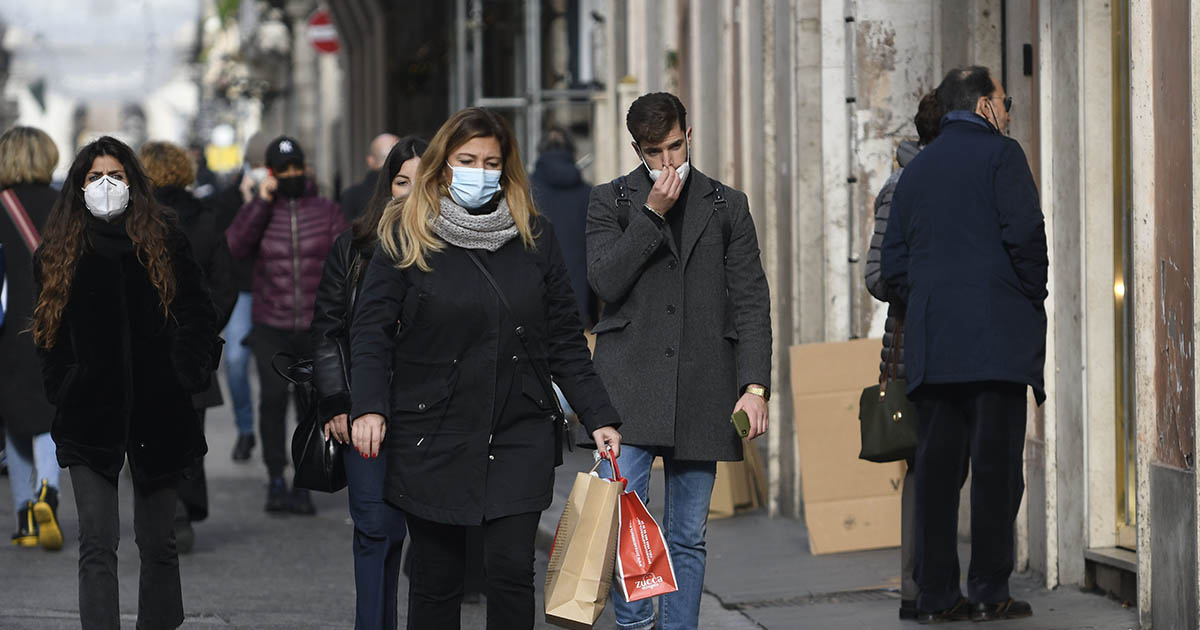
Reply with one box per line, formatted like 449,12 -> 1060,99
585,166 -> 772,461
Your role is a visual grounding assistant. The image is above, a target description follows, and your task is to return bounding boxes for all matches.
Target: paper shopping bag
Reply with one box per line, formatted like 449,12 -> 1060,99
544,461 -> 623,629
612,456 -> 679,602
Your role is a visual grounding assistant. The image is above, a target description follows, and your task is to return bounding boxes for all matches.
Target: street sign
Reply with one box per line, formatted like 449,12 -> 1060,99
307,9 -> 340,54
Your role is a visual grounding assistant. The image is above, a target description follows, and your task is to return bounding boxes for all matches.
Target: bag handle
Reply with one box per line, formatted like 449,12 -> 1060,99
600,448 -> 626,485
270,351 -> 312,386
0,189 -> 41,255
879,319 -> 905,394
464,250 -> 573,451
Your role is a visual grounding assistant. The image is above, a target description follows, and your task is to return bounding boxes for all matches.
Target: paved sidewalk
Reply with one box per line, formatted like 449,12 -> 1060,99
0,372 -> 1139,629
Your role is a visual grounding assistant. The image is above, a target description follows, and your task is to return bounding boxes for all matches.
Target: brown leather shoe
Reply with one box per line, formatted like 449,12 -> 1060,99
918,597 -> 971,624
970,598 -> 1033,621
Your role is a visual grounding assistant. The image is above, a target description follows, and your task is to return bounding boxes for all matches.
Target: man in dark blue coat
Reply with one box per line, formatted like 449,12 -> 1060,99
531,128 -> 597,329
881,66 -> 1048,623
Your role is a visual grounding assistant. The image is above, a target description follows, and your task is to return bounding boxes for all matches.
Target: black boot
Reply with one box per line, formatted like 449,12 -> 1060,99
970,598 -> 1033,621
232,434 -> 256,462
11,500 -> 36,547
265,477 -> 289,513
32,480 -> 61,551
288,487 -> 316,516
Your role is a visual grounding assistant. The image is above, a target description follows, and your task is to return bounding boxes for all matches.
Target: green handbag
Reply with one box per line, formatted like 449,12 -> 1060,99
857,321 -> 918,463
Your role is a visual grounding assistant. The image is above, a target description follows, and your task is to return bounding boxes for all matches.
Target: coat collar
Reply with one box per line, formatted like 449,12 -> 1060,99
621,165 -> 718,267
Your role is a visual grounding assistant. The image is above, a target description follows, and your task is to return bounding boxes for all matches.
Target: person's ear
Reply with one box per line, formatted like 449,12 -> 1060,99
631,140 -> 643,160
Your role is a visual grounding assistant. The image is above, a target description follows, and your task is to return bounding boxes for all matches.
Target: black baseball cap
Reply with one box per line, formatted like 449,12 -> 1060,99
265,136 -> 305,171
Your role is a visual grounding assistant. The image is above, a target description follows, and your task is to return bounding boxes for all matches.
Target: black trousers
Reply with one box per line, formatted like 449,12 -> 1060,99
71,464 -> 182,630
250,324 -> 313,478
405,511 -> 540,630
912,381 -> 1027,612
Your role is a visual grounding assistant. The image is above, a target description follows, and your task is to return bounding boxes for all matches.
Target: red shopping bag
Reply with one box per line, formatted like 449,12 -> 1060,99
607,453 -> 678,602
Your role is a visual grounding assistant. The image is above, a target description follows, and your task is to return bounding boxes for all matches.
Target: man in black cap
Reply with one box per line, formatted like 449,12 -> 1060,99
226,136 -> 344,515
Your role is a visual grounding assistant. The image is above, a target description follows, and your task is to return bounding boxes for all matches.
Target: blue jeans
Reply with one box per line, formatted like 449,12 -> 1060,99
223,292 -> 254,436
5,424 -> 58,512
344,446 -> 407,630
600,445 -> 717,630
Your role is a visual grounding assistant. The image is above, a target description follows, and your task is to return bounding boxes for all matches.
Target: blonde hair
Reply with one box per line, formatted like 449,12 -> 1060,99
0,126 -> 59,186
378,108 -> 539,271
139,141 -> 196,189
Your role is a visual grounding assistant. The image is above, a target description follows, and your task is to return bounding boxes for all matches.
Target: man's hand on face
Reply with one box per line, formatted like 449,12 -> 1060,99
646,160 -> 683,216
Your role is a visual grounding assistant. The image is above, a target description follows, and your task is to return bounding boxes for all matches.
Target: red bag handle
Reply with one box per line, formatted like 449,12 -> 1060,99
601,447 -> 627,486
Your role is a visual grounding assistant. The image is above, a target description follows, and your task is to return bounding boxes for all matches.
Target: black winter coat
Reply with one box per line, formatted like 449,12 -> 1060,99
881,115 -> 1048,403
155,186 -> 237,409
349,212 -> 620,526
312,229 -> 369,421
37,219 -> 219,485
0,183 -> 56,436
531,150 -> 597,328
340,170 -> 379,223
211,177 -> 255,293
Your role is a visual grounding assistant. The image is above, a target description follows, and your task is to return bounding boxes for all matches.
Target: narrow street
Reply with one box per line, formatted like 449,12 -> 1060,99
1,367 -> 1139,629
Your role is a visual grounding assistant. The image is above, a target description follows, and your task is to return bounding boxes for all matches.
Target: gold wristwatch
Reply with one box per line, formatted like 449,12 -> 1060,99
745,384 -> 769,401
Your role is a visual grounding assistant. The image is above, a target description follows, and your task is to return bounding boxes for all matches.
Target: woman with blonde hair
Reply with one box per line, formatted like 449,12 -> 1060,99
0,125 -> 63,550
349,108 -> 622,629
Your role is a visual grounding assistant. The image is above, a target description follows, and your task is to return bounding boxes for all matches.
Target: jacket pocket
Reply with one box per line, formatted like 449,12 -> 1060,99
391,381 -> 451,414
521,373 -> 554,410
54,364 -> 80,404
591,315 -> 630,334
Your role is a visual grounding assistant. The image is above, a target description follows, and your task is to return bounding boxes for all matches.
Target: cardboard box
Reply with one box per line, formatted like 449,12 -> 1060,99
710,441 -> 767,520
790,338 -> 906,555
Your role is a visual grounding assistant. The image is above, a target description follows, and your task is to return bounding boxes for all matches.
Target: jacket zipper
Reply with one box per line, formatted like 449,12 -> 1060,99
289,200 -> 302,330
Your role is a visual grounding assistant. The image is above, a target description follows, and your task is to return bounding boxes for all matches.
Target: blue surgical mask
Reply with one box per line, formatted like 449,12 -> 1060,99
447,163 -> 502,209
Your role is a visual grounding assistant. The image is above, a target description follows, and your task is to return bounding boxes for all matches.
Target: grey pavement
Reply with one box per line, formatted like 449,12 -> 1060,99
0,367 -> 1138,629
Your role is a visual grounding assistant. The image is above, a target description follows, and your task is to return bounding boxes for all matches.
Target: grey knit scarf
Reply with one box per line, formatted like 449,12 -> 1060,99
433,196 -> 520,251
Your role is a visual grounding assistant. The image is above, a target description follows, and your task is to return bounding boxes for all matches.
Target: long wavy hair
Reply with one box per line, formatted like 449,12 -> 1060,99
351,135 -> 429,253
32,136 -> 176,349
378,108 -> 539,271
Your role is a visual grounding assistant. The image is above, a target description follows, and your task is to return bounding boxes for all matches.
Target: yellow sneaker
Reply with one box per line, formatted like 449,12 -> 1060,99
10,500 -> 37,547
32,480 -> 62,551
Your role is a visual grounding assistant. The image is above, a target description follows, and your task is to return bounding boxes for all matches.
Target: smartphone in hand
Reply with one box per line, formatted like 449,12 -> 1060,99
731,410 -> 750,438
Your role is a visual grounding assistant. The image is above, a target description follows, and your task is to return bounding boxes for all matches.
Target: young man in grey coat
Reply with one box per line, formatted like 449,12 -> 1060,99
587,92 -> 772,630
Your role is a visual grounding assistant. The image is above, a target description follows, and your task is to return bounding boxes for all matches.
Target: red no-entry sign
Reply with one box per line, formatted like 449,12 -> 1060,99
307,9 -> 340,54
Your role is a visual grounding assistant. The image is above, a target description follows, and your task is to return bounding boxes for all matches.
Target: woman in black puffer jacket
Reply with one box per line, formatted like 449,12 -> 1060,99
311,136 -> 427,630
34,136 -> 219,629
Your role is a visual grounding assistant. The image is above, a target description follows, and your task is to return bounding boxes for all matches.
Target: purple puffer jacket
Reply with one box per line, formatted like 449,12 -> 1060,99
226,183 -> 344,331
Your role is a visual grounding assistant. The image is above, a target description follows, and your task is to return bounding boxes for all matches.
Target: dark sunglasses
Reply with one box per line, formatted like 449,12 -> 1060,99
1000,95 -> 1013,112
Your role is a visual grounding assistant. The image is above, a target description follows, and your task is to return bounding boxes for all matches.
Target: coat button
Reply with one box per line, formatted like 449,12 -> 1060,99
489,454 -> 495,461
417,403 -> 427,411
668,260 -> 678,270
666,304 -> 676,315
665,348 -> 675,358
514,326 -> 526,337
512,355 -> 519,363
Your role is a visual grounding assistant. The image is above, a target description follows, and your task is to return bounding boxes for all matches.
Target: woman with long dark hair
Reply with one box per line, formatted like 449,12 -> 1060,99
33,136 -> 218,629
312,135 -> 427,630
349,108 -> 622,629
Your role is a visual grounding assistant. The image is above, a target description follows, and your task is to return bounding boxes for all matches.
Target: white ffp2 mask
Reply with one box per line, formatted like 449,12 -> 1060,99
640,141 -> 692,185
83,176 -> 130,221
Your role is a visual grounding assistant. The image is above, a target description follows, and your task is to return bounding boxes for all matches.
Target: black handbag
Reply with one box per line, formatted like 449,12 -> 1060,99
272,353 -> 347,493
857,320 -> 919,463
